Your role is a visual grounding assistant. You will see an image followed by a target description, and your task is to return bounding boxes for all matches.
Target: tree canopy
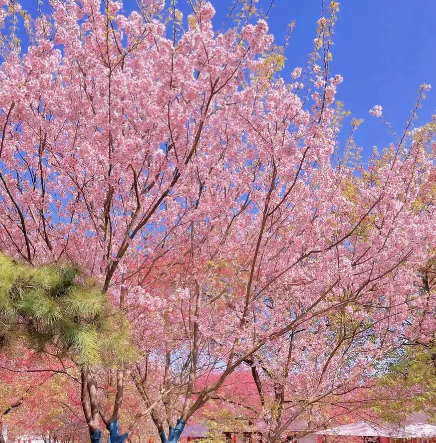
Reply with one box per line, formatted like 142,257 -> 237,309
0,0 -> 435,442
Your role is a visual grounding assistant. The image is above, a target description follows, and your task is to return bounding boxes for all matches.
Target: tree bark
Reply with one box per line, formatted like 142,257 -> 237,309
81,367 -> 102,442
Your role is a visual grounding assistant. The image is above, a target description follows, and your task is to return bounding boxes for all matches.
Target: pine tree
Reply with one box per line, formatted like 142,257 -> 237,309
0,253 -> 130,365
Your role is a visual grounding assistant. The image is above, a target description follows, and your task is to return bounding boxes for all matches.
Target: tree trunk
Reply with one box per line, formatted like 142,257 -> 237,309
159,419 -> 185,443
81,367 -> 101,442
81,367 -> 128,443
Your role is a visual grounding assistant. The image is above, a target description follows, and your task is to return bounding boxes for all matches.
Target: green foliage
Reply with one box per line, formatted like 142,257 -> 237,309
376,343 -> 436,421
201,400 -> 253,443
0,253 -> 132,365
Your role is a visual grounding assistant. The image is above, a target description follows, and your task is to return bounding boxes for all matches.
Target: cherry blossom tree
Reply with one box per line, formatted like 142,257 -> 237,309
0,0 -> 435,442
126,109 -> 436,442
0,0 -> 310,438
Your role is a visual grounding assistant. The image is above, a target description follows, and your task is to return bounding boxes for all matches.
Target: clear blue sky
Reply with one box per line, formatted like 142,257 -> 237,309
21,0 -> 436,160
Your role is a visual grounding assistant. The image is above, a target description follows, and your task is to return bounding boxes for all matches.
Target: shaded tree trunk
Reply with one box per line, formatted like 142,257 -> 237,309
81,367 -> 128,443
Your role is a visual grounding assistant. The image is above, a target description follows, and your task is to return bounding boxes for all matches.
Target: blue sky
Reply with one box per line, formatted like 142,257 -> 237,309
21,0 -> 436,161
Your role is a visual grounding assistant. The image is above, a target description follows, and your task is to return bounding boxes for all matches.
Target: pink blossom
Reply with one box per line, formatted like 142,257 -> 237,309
331,74 -> 343,85
198,2 -> 216,22
291,67 -> 302,79
255,19 -> 269,35
369,104 -> 383,117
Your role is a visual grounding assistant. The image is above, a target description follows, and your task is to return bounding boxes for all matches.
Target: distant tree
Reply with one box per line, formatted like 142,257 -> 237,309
370,256 -> 436,423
